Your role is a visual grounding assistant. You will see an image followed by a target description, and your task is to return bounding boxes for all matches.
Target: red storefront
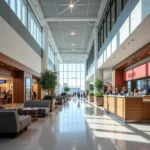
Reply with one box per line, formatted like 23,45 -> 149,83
124,62 -> 150,93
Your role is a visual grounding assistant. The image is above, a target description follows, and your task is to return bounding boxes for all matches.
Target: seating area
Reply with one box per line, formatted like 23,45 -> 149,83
0,95 -> 69,135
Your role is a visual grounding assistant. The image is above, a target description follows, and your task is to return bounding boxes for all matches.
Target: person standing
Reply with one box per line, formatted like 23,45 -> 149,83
33,91 -> 37,100
77,91 -> 80,99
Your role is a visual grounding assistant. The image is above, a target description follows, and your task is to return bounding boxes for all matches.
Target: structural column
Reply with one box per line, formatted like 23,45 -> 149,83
94,27 -> 98,84
84,60 -> 88,90
41,27 -> 49,98
42,27 -> 49,71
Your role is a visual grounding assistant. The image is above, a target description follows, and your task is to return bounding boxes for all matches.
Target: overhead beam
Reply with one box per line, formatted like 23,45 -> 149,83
45,17 -> 97,22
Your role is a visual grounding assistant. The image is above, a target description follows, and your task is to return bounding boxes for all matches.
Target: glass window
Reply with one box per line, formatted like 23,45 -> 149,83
77,64 -> 80,71
123,0 -> 128,8
72,64 -> 76,71
117,0 -> 122,18
68,72 -> 72,78
81,72 -> 84,78
10,0 -> 16,13
22,2 -> 27,27
107,9 -> 111,36
64,64 -> 67,71
72,72 -> 76,79
64,72 -> 67,78
81,79 -> 85,87
64,79 -> 68,85
59,64 -> 63,71
5,0 -> 8,3
72,79 -> 76,87
111,0 -> 116,28
59,72 -> 63,79
100,27 -> 104,45
81,64 -> 84,71
77,79 -> 80,87
77,72 -> 80,78
103,20 -> 107,40
31,17 -> 34,36
59,79 -> 63,87
68,79 -> 72,87
17,0 -> 21,20
68,64 -> 72,71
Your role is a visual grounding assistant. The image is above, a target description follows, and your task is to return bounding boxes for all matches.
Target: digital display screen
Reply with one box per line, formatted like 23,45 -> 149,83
0,80 -> 6,84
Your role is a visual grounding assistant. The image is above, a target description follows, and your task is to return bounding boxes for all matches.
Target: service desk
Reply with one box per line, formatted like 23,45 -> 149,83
104,95 -> 150,122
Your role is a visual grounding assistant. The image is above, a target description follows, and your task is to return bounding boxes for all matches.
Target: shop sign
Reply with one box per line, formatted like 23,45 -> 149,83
148,62 -> 150,76
0,80 -> 6,84
124,64 -> 146,81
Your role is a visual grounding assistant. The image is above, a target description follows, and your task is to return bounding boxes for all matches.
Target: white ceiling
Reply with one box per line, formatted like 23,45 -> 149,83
39,0 -> 102,62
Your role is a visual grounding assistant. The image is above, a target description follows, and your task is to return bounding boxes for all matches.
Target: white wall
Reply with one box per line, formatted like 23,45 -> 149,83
0,17 -> 41,73
98,0 -> 150,68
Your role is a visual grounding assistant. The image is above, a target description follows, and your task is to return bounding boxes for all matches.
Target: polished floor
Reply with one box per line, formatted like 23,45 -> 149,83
1,99 -> 150,150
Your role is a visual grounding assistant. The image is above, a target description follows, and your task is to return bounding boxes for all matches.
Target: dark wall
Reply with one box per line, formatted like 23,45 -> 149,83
0,0 -> 43,58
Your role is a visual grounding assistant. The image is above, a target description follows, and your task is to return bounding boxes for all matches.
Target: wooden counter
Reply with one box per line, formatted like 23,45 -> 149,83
104,95 -> 150,122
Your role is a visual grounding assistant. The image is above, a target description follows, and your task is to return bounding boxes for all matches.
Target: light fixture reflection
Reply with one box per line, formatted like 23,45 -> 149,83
70,4 -> 74,8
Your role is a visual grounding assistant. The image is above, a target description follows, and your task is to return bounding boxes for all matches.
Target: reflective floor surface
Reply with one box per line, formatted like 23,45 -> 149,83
0,99 -> 150,150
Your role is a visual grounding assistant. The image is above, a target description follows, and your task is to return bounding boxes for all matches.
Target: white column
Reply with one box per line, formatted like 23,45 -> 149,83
84,60 -> 87,90
94,27 -> 98,84
42,27 -> 49,71
41,27 -> 49,98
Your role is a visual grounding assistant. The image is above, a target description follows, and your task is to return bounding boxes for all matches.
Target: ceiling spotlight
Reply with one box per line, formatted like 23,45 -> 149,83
148,52 -> 150,54
128,43 -> 130,45
132,39 -> 134,41
73,57 -> 75,59
71,32 -> 75,35
1,64 -> 4,66
12,68 -> 14,69
69,4 -> 74,8
72,44 -> 75,46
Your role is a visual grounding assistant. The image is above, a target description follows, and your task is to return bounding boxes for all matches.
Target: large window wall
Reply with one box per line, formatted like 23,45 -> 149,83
59,63 -> 85,93
98,0 -> 128,50
5,0 -> 42,47
86,44 -> 94,75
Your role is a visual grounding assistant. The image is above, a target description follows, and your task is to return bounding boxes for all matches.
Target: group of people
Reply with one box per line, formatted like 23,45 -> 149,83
73,91 -> 86,99
106,86 -> 150,96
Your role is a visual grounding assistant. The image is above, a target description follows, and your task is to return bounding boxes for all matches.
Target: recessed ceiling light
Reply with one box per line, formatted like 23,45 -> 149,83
69,4 -> 74,8
73,57 -> 75,59
71,32 -> 75,35
148,52 -> 150,54
123,47 -> 125,49
1,64 -> 4,66
72,44 -> 75,46
128,43 -> 130,45
132,39 -> 134,41
12,68 -> 14,69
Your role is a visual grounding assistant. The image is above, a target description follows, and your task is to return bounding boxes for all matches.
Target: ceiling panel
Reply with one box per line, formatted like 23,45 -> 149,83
39,0 -> 102,62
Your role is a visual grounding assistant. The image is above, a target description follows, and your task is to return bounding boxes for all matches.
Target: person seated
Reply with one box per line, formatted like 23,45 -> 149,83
130,91 -> 134,96
106,86 -> 112,95
114,87 -> 120,95
120,87 -> 127,95
133,89 -> 138,96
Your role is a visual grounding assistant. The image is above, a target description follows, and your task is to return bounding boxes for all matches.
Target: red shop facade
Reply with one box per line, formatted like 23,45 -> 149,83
123,62 -> 150,93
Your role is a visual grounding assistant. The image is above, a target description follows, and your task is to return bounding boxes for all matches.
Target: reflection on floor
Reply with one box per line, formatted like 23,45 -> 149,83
0,99 -> 150,150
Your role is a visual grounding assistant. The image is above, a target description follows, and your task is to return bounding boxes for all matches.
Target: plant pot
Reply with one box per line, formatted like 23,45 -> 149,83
50,99 -> 55,112
88,95 -> 94,102
94,96 -> 104,106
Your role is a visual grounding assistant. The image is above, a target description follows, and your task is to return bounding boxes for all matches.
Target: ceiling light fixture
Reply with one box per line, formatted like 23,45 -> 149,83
12,68 -> 14,69
69,4 -> 74,8
72,44 -> 75,46
1,64 -> 4,66
71,32 -> 75,35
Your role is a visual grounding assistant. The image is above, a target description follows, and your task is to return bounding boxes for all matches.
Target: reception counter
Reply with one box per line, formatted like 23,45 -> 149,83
104,95 -> 150,122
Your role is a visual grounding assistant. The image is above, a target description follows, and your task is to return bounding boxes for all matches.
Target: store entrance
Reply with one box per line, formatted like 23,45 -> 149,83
0,75 -> 13,105
32,79 -> 39,100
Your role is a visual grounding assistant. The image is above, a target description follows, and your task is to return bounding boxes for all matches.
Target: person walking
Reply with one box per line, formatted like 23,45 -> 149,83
77,91 -> 80,99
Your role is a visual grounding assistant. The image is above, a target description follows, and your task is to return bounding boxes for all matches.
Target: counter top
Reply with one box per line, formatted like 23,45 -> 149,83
104,95 -> 149,98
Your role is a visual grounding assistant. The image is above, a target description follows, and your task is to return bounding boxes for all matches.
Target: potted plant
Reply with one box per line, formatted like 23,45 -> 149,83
40,70 -> 57,112
94,78 -> 104,106
64,87 -> 70,100
88,83 -> 94,102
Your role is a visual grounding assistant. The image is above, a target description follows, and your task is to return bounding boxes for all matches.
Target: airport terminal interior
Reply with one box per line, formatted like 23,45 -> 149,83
0,0 -> 150,149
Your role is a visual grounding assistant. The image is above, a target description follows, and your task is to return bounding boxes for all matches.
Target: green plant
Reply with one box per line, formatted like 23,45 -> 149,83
43,95 -> 54,100
94,78 -> 104,97
95,92 -> 103,97
88,84 -> 94,93
64,87 -> 70,93
95,78 -> 104,92
89,93 -> 94,96
86,89 -> 89,95
40,69 -> 57,95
